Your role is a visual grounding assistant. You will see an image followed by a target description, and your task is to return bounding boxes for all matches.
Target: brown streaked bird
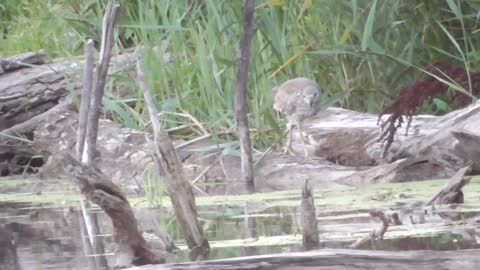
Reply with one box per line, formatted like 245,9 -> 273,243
273,77 -> 322,158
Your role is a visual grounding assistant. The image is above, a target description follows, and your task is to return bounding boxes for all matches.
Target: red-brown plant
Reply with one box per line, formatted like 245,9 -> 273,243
379,62 -> 480,159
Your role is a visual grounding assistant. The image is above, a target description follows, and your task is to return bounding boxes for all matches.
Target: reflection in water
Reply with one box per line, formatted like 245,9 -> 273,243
242,202 -> 258,256
0,201 -> 479,269
0,226 -> 21,270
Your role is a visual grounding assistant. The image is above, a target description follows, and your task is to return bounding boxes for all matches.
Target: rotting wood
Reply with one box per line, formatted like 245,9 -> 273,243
39,152 -> 167,268
234,0 -> 256,190
301,179 -> 320,250
136,56 -> 210,260
426,164 -> 472,206
126,248 -> 480,270
348,210 -> 389,249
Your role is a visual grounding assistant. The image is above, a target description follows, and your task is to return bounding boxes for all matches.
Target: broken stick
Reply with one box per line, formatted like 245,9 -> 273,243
426,164 -> 472,206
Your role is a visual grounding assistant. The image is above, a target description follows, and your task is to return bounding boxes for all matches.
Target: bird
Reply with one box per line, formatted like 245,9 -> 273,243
273,77 -> 322,158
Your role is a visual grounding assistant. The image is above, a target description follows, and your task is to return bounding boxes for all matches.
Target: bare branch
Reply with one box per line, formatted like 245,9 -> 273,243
235,0 -> 256,188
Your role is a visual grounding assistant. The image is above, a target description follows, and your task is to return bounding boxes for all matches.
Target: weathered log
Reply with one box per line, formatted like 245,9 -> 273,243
426,164 -> 471,206
0,50 -> 136,131
290,101 -> 480,175
0,50 -> 46,74
301,179 -> 320,250
137,57 -> 210,260
126,248 -> 480,270
0,57 -> 81,130
39,152 -> 167,267
0,50 -> 136,175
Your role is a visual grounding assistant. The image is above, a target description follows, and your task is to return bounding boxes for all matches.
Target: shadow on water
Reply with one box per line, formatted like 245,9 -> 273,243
1,199 -> 480,268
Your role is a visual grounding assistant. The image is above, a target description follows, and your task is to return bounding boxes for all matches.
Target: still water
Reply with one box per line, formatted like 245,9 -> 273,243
1,199 -> 479,270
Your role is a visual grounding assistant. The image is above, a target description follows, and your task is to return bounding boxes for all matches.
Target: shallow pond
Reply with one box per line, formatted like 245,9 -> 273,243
1,176 -> 480,269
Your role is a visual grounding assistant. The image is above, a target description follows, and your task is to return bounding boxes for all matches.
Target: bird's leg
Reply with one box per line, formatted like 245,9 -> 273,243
297,120 -> 309,159
283,121 -> 295,155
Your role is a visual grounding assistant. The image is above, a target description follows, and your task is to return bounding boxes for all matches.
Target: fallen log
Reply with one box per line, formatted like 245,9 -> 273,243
126,248 -> 480,270
0,50 -> 136,131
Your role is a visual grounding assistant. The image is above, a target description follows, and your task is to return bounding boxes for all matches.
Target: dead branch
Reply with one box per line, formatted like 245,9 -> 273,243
40,152 -> 166,267
426,164 -> 472,206
76,39 -> 95,160
234,0 -> 256,189
136,56 -> 210,260
85,3 -> 120,165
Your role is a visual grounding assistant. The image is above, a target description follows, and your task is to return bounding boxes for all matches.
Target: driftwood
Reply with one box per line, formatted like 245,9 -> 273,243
234,0 -> 256,189
127,248 -> 480,270
301,179 -> 320,250
39,152 -> 167,267
137,57 -> 210,259
426,164 -> 471,206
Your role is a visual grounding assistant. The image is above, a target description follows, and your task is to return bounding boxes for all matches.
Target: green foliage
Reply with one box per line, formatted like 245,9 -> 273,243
2,0 -> 480,145
144,166 -> 167,207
